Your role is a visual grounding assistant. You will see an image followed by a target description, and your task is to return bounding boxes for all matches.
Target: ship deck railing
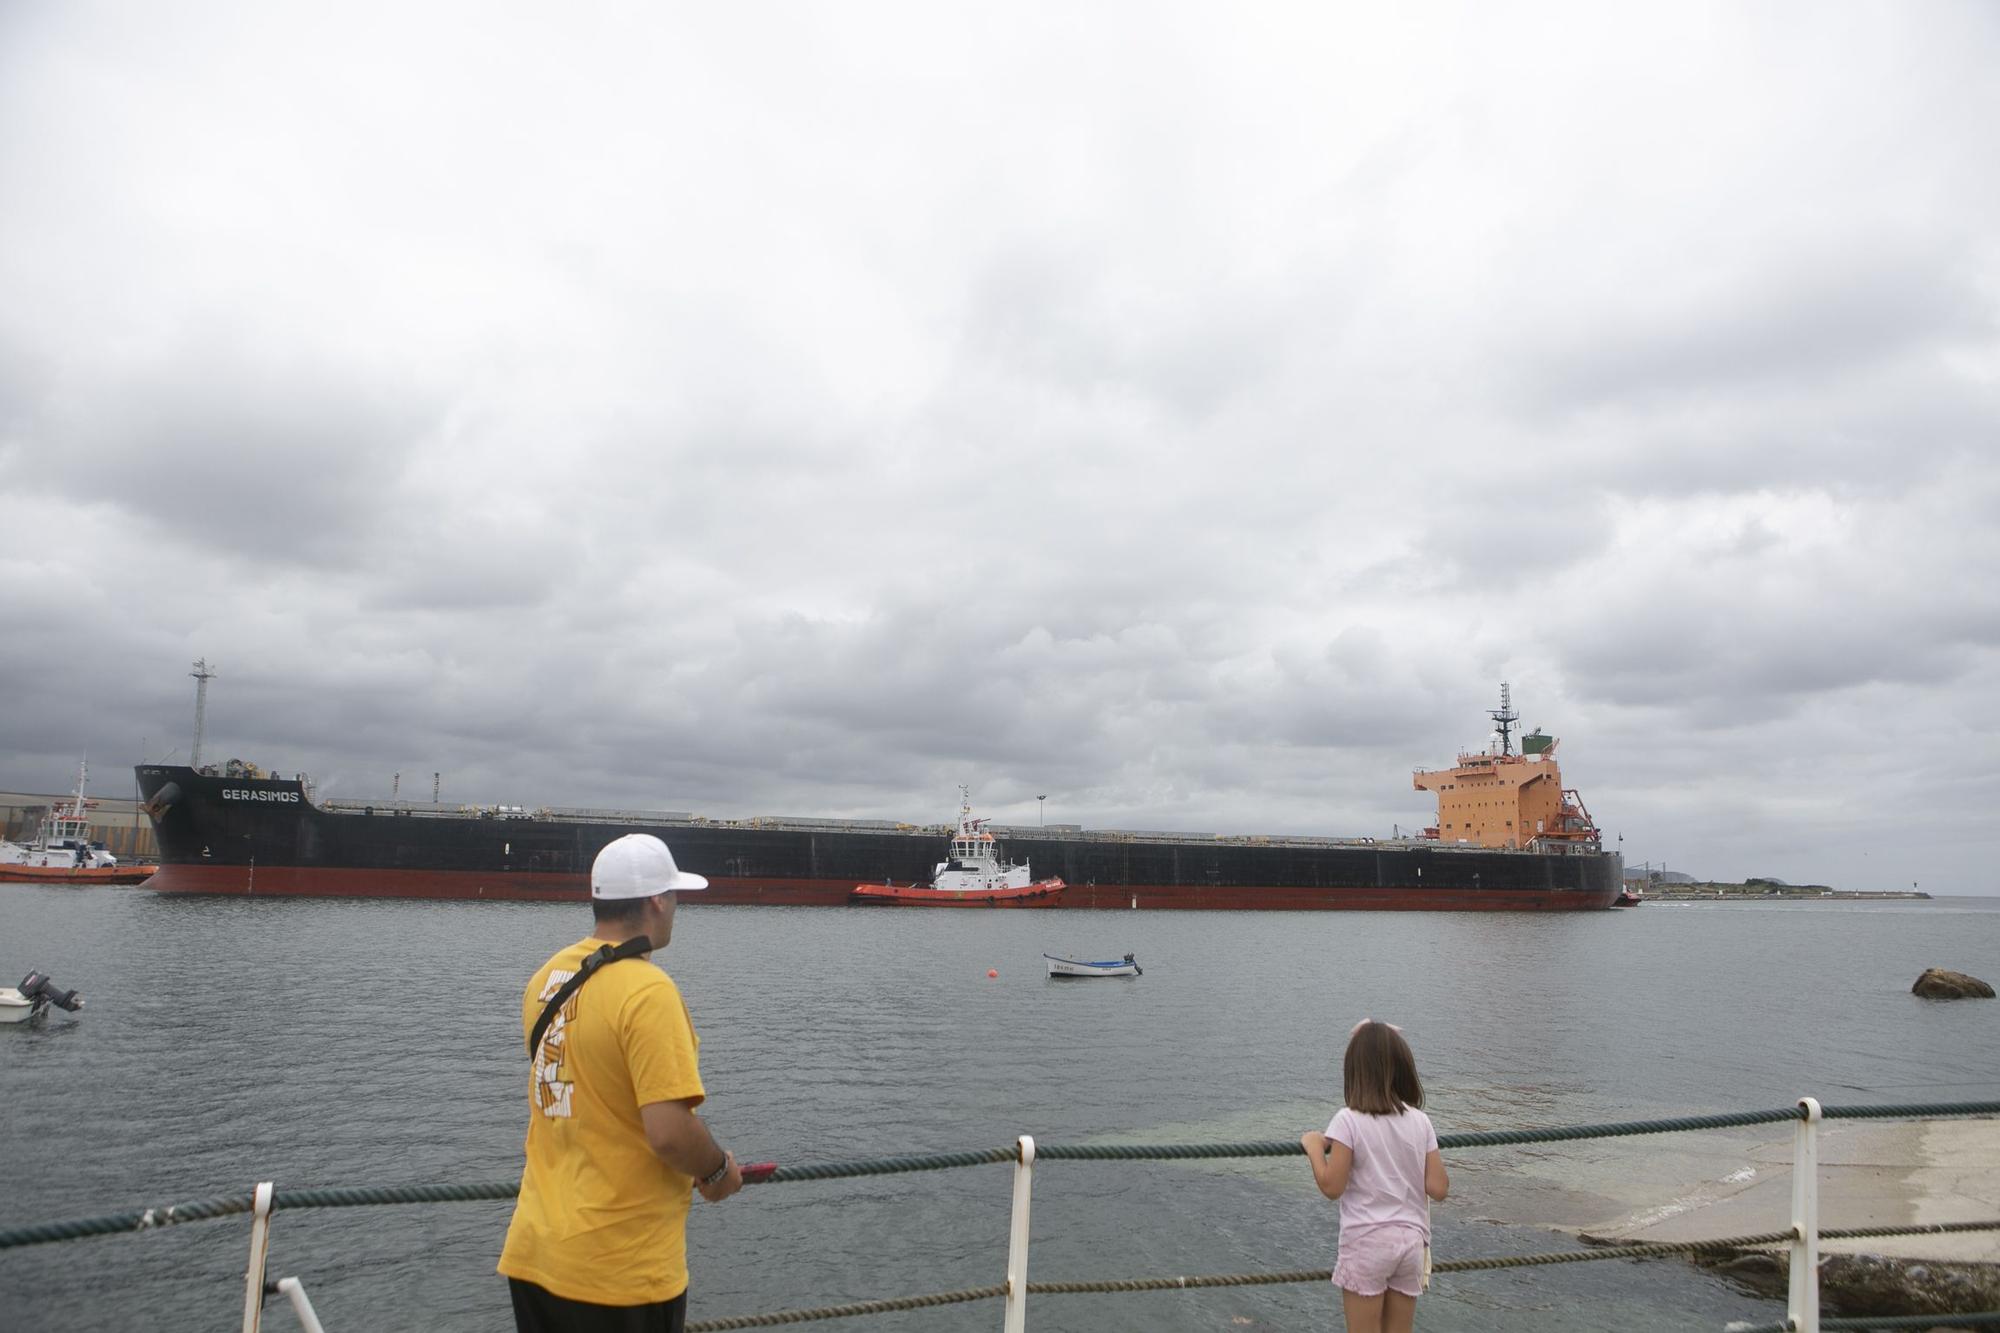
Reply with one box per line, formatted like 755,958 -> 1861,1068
5,1098 -> 1997,1332
308,799 -> 1601,855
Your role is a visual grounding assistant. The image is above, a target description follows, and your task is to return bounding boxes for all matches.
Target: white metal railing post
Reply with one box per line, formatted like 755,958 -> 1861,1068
241,1181 -> 276,1333
1003,1135 -> 1036,1333
1788,1098 -> 1822,1333
273,1277 -> 328,1333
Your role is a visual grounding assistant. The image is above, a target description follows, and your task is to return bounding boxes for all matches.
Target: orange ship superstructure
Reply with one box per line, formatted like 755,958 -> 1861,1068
1412,684 -> 1601,853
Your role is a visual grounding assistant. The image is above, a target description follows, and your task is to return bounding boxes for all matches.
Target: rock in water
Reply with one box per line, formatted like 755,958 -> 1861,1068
1704,1250 -> 2000,1316
1817,1253 -> 2000,1317
1912,968 -> 1996,999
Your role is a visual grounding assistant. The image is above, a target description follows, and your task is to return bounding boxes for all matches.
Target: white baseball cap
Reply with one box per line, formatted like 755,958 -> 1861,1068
591,833 -> 709,899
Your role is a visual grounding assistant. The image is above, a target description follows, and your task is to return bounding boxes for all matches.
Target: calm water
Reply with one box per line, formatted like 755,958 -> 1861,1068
3,888 -> 1997,1331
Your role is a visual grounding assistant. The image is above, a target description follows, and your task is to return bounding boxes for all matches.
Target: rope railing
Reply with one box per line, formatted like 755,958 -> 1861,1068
0,1193 -> 259,1248
755,1147 -> 1018,1182
5,1100 -> 1995,1252
685,1286 -> 1008,1331
672,1220 -> 2000,1333
271,1183 -> 519,1208
9,1099 -> 1999,1333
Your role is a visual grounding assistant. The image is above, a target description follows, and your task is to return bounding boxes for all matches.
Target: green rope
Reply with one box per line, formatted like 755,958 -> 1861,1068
273,1182 -> 518,1209
1817,1219 -> 2000,1243
1824,1101 -> 2000,1121
0,1193 -> 255,1248
1437,1232 -> 1800,1270
1027,1110 -> 1814,1160
1035,1101 -> 2000,1159
684,1285 -> 1005,1330
1440,1108 -> 1807,1148
1031,1270 -> 1328,1292
754,1149 -> 1017,1182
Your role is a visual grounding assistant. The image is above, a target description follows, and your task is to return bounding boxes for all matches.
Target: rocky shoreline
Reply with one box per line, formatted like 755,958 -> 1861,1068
1643,884 -> 1931,902
1702,1249 -> 2000,1322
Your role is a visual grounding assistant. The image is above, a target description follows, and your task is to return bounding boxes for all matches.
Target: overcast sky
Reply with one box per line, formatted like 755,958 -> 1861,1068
2,2 -> 1995,893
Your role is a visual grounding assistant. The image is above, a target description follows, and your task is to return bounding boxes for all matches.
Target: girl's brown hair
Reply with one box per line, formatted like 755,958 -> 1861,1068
1342,1020 -> 1424,1115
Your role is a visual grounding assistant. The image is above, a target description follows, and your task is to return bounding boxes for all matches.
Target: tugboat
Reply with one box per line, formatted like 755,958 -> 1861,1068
0,761 -> 158,885
851,790 -> 1066,908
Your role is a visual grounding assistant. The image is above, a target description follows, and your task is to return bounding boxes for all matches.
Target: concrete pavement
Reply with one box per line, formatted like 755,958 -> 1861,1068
1576,1118 -> 2000,1264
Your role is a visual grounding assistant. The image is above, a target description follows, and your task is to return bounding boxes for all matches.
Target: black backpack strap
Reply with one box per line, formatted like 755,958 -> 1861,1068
527,936 -> 652,1058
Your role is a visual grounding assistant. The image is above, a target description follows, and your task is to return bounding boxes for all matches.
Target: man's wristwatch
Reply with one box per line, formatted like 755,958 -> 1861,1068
698,1154 -> 730,1188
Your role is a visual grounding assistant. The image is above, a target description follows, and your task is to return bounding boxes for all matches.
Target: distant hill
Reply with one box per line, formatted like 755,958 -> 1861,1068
1626,871 -> 1825,887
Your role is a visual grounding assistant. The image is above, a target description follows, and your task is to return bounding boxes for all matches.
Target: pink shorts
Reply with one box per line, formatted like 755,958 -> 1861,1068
1332,1223 -> 1427,1297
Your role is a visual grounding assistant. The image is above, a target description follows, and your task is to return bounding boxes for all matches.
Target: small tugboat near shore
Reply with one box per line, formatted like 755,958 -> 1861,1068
0,761 -> 157,885
850,792 -> 1066,908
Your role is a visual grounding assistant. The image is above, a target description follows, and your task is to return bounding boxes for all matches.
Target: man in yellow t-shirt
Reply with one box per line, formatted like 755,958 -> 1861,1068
500,834 -> 743,1332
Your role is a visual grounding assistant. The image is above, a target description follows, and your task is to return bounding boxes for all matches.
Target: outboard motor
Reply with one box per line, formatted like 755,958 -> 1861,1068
18,971 -> 84,1015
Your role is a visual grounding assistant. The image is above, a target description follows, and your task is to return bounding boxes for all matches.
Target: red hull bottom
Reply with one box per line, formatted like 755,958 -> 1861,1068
139,864 -> 1617,910
850,879 -> 1065,908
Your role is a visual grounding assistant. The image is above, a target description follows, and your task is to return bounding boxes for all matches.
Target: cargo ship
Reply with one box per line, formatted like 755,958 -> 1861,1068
131,688 -> 1621,909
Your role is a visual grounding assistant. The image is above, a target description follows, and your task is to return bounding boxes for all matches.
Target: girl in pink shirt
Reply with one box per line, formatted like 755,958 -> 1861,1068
1301,1020 -> 1450,1333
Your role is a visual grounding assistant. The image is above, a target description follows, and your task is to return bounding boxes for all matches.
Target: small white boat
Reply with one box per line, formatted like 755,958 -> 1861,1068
1045,952 -> 1142,978
0,971 -> 85,1024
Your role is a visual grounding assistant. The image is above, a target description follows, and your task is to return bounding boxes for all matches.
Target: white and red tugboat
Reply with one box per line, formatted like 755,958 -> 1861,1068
0,760 -> 157,885
851,790 -> 1065,908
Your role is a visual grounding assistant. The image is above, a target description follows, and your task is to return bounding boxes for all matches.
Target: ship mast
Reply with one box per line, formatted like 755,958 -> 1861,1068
1488,681 -> 1519,756
64,758 -> 90,821
189,658 -> 217,768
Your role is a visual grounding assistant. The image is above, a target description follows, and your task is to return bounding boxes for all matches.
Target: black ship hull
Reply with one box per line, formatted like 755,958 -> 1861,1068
132,766 -> 1624,910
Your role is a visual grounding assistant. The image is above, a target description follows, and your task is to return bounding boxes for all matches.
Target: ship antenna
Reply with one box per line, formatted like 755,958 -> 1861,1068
1488,681 -> 1519,756
189,658 -> 217,768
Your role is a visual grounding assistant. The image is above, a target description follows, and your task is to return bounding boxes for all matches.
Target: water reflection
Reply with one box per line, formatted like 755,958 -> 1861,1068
2,887 -> 1994,1331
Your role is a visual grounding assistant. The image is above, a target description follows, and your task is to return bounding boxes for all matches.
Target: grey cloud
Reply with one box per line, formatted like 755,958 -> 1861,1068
963,237 -> 1293,421
1526,235 -> 1990,411
1,2 -> 1997,892
16,337 -> 429,566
